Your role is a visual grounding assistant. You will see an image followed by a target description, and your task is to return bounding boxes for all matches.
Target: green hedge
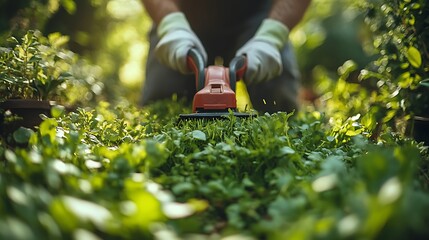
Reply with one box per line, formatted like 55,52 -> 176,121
1,100 -> 428,239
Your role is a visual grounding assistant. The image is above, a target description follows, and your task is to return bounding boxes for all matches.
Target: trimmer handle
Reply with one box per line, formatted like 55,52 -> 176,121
187,48 -> 206,91
187,48 -> 247,92
229,55 -> 247,92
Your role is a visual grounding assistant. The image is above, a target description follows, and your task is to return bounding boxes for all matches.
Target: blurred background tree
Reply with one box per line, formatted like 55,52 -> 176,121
43,0 -> 151,104
291,0 -> 375,102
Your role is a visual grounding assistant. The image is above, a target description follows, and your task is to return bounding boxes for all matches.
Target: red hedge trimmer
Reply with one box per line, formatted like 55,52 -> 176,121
179,48 -> 254,120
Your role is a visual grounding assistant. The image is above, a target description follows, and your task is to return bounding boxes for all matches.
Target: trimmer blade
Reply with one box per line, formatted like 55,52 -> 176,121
178,111 -> 255,120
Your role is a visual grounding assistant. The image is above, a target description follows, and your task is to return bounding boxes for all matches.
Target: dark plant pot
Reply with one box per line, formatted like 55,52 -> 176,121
412,116 -> 429,145
0,99 -> 55,138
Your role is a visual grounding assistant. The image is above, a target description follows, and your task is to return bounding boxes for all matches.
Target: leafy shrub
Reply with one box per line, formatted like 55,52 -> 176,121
364,0 -> 428,114
1,100 -> 428,239
318,0 -> 428,142
0,30 -> 102,104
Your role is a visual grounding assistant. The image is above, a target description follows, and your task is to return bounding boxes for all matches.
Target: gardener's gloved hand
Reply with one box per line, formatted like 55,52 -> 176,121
236,19 -> 290,85
155,12 -> 207,74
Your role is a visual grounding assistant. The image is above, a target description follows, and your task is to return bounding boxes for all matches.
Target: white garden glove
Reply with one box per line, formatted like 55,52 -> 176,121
155,12 -> 207,74
236,19 -> 290,84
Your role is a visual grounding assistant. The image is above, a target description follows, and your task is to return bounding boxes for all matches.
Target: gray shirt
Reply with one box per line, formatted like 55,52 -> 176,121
175,0 -> 271,37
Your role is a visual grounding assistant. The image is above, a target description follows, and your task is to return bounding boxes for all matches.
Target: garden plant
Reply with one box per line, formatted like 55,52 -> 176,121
0,0 -> 428,239
0,30 -> 101,104
0,100 -> 428,239
0,30 -> 102,142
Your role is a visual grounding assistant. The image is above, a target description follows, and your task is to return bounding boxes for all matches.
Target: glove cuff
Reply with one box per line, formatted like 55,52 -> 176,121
157,12 -> 191,38
254,19 -> 290,49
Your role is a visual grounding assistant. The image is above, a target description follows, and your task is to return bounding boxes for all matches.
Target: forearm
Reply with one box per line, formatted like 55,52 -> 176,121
269,0 -> 312,30
141,0 -> 180,25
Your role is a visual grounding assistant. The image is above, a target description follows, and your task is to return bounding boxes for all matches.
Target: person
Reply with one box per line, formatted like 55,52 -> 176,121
140,0 -> 311,113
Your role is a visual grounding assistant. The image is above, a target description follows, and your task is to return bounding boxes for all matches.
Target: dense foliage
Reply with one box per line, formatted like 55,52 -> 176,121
0,30 -> 102,104
362,0 -> 429,123
1,100 -> 428,239
321,0 -> 429,139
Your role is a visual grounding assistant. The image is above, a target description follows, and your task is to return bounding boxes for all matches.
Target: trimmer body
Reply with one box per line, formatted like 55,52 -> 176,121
179,49 -> 252,120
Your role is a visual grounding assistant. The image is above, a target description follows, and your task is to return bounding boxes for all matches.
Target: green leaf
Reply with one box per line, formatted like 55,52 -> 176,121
338,60 -> 357,77
419,79 -> 429,88
279,146 -> 295,155
61,0 -> 76,14
145,140 -> 168,168
397,72 -> 412,88
383,110 -> 397,123
62,196 -> 112,228
191,130 -> 206,141
39,118 -> 58,143
320,155 -> 346,175
406,46 -> 422,68
345,129 -> 362,136
1,217 -> 35,240
48,32 -> 70,47
51,105 -> 66,118
13,127 -> 34,144
4,150 -> 17,163
172,182 -> 195,194
73,229 -> 100,240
